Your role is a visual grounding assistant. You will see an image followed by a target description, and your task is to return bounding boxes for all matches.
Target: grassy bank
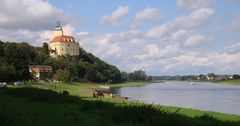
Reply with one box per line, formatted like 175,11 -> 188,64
216,80 -> 240,85
110,81 -> 150,87
1,82 -> 240,126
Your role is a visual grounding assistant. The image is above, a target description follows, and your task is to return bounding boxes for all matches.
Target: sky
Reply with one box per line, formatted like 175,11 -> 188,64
0,0 -> 240,75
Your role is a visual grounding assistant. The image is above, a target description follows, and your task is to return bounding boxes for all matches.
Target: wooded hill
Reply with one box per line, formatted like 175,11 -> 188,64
0,40 -> 122,83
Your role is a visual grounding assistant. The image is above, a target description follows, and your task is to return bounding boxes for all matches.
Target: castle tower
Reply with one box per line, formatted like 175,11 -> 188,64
53,21 -> 63,37
49,21 -> 79,57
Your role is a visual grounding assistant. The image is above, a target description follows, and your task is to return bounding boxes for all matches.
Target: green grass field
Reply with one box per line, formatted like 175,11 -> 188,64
217,80 -> 240,85
1,82 -> 240,126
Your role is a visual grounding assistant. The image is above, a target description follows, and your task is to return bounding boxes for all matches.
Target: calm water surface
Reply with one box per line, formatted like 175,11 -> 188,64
110,81 -> 240,115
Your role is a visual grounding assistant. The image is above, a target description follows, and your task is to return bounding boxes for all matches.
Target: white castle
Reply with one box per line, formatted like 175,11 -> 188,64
49,21 -> 79,57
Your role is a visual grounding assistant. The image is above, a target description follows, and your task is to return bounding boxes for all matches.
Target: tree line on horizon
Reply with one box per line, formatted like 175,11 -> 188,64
152,73 -> 240,81
0,40 -> 151,84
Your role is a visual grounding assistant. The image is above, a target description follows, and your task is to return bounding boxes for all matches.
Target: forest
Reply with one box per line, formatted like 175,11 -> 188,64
0,40 -> 151,83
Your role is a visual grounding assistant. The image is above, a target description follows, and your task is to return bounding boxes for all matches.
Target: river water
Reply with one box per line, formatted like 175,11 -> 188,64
110,81 -> 240,115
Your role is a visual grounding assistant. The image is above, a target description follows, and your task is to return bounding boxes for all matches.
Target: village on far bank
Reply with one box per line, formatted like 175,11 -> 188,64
153,73 -> 240,81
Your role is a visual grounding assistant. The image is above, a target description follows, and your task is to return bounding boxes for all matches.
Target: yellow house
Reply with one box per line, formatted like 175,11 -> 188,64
50,21 -> 79,57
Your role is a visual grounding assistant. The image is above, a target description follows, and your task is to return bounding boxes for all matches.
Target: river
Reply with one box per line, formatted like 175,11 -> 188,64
110,81 -> 240,115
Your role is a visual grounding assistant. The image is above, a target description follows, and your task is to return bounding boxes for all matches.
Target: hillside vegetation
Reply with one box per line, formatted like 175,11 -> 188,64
0,41 -> 122,83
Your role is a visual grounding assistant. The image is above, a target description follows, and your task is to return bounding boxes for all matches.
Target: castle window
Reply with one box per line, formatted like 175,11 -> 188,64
68,44 -> 70,47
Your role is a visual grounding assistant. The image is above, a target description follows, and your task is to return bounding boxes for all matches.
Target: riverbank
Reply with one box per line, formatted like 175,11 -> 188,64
110,81 -> 150,87
1,82 -> 240,126
175,79 -> 240,86
216,79 -> 240,85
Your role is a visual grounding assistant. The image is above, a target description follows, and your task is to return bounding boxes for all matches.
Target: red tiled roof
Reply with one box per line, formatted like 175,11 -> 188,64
28,65 -> 52,73
50,35 -> 77,43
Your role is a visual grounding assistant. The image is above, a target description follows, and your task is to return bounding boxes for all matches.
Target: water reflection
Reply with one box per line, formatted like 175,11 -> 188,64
111,81 -> 240,115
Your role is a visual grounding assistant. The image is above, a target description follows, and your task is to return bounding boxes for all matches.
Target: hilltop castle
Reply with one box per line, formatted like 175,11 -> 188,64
49,21 -> 79,57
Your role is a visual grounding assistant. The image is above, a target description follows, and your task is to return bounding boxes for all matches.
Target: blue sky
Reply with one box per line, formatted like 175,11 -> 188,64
0,0 -> 240,75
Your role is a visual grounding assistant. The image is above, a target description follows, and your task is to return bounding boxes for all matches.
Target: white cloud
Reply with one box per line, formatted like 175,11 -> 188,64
173,7 -> 215,28
176,0 -> 216,10
130,38 -> 143,44
147,23 -> 172,39
78,33 -> 125,61
62,24 -> 75,35
224,42 -> 240,54
169,29 -> 188,41
156,52 -> 240,75
131,7 -> 161,28
161,29 -> 192,43
184,34 -> 211,47
147,8 -> 214,39
39,30 -> 53,42
229,13 -> 240,31
135,43 -> 180,60
0,28 -> 50,46
77,32 -> 90,38
77,28 -> 240,75
99,6 -> 129,26
0,23 -> 74,46
0,0 -> 67,30
0,0 -> 74,46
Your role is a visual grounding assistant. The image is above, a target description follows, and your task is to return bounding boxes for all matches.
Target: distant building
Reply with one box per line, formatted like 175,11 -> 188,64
29,65 -> 53,79
49,21 -> 79,57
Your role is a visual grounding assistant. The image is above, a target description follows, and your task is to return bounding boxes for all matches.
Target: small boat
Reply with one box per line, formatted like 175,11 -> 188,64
190,81 -> 194,85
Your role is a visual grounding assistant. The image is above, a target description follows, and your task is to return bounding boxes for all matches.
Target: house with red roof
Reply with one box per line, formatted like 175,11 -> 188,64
29,65 -> 53,79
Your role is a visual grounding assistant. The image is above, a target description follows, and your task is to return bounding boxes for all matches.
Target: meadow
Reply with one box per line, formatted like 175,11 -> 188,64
217,79 -> 240,85
0,82 -> 240,126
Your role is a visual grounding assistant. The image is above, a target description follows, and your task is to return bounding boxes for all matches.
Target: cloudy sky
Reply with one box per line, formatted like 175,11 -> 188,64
0,0 -> 240,75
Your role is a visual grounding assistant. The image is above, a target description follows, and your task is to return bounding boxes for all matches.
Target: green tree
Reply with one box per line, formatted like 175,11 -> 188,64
0,40 -> 123,83
128,69 -> 147,81
85,67 -> 105,83
4,42 -> 31,81
53,69 -> 70,82
233,74 -> 240,79
42,42 -> 49,55
121,71 -> 128,82
0,59 -> 16,82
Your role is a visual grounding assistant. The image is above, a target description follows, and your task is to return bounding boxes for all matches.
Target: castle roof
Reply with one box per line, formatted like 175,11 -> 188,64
51,35 -> 77,43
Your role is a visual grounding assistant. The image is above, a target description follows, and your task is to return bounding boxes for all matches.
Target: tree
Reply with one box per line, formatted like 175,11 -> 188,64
0,59 -> 16,82
128,69 -> 147,81
146,76 -> 152,81
53,69 -> 70,82
121,71 -> 128,82
0,41 -> 4,57
208,73 -> 216,80
0,41 -> 123,83
42,42 -> 49,55
34,43 -> 50,64
17,43 -> 36,64
4,42 -> 31,81
85,67 -> 99,82
78,60 -> 90,78
233,74 -> 240,79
